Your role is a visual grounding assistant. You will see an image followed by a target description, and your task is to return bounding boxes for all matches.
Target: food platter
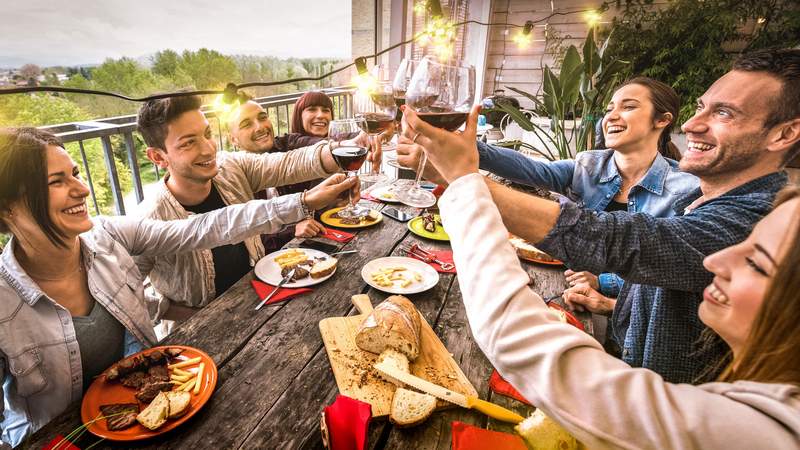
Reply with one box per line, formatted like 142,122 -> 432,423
368,185 -> 402,203
320,207 -> 383,229
407,214 -> 449,241
254,248 -> 336,288
361,256 -> 439,294
81,345 -> 217,441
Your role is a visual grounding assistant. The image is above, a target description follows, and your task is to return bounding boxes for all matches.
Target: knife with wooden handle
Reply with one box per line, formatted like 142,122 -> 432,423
374,362 -> 524,424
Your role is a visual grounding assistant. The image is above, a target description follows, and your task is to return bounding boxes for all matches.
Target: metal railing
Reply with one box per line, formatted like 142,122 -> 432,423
38,86 -> 356,215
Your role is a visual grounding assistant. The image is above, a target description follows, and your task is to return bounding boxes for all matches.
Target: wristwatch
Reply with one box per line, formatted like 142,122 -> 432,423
300,190 -> 315,219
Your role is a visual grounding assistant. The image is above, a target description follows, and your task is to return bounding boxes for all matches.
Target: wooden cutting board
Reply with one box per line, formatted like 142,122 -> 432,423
319,294 -> 478,417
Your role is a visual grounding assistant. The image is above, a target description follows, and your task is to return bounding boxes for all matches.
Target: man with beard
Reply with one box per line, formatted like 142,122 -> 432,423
228,100 -> 327,248
397,48 -> 800,383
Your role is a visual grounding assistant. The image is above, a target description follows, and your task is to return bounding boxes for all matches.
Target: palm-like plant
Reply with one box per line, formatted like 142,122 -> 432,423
495,28 -> 629,160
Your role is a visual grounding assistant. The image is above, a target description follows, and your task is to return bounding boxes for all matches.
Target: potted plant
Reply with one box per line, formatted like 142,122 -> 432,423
494,28 -> 629,160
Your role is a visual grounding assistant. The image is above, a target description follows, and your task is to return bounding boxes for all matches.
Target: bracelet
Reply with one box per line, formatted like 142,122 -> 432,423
300,190 -> 315,219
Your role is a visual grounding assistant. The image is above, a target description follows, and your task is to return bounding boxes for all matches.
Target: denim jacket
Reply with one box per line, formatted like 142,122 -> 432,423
0,197 -> 304,447
477,142 -> 699,296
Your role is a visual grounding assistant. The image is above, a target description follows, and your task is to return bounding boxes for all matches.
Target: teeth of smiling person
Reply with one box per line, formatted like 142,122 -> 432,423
607,125 -> 625,133
707,284 -> 730,305
196,160 -> 214,167
687,141 -> 715,151
64,204 -> 86,215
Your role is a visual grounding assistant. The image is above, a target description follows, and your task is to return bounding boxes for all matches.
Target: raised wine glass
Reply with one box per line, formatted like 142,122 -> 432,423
329,118 -> 370,218
391,58 -> 421,188
356,80 -> 396,184
396,57 -> 476,208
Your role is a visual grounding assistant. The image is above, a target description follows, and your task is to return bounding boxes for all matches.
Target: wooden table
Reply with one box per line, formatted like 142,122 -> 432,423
28,200 -> 592,450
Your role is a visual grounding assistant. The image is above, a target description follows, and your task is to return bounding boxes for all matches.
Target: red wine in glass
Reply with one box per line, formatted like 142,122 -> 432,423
406,94 -> 439,109
357,112 -> 395,135
332,146 -> 368,172
417,111 -> 469,132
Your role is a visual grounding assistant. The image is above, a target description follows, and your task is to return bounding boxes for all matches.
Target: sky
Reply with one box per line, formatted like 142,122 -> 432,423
0,0 -> 352,68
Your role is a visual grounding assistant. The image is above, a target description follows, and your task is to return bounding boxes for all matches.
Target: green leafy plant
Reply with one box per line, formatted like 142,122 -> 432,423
494,28 -> 629,160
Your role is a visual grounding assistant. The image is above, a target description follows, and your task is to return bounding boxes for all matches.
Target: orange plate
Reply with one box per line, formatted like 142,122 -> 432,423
81,345 -> 217,441
518,254 -> 564,266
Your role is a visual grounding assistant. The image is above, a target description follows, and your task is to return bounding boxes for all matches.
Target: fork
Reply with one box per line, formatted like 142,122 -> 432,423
400,243 -> 455,271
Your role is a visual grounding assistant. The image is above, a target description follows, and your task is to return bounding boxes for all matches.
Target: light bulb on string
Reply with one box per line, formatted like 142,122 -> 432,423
512,20 -> 535,49
352,57 -> 377,96
584,10 -> 602,27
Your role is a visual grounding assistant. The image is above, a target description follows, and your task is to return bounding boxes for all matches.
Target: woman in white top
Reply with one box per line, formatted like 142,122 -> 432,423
0,127 -> 357,447
403,106 -> 800,449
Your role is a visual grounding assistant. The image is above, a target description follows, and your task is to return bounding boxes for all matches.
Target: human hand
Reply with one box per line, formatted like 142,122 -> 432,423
562,283 -> 616,315
294,219 -> 324,238
564,270 -> 600,290
304,173 -> 360,210
400,104 -> 482,183
395,137 -> 448,186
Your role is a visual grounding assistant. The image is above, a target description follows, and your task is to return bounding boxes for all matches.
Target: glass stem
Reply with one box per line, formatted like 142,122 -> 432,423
415,148 -> 428,186
348,171 -> 355,206
372,135 -> 380,175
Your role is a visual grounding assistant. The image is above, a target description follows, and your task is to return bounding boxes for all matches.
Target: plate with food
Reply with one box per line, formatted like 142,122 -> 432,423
368,185 -> 401,203
361,256 -> 439,295
254,248 -> 338,288
81,346 -> 217,441
509,234 -> 563,266
320,207 -> 383,229
407,211 -> 449,241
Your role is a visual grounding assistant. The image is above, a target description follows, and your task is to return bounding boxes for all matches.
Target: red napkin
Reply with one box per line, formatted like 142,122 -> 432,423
323,395 -> 372,450
361,191 -> 379,202
250,279 -> 312,306
408,248 -> 456,273
451,421 -> 527,450
43,435 -> 82,450
321,228 -> 355,243
489,370 -> 532,405
432,184 -> 446,197
547,302 -> 586,331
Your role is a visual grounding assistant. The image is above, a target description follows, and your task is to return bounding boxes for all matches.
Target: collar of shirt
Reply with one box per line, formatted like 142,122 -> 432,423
598,152 -> 670,196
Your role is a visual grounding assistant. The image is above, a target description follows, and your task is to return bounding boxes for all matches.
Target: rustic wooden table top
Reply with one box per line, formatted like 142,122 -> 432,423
28,200 -> 592,450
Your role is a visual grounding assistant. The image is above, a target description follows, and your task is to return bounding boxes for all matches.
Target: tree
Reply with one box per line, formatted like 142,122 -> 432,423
19,64 -> 42,80
152,49 -> 180,78
178,48 -> 240,89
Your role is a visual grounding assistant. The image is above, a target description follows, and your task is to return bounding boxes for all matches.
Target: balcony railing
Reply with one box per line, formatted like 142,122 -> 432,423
39,86 -> 357,215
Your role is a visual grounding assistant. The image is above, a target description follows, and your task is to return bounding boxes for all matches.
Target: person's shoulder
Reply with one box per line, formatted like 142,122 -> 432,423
575,149 -> 613,165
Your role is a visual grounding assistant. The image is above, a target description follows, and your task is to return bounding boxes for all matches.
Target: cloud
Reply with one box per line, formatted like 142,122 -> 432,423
0,0 -> 352,67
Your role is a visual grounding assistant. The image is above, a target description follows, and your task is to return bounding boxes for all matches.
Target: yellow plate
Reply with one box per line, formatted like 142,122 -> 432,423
320,207 -> 383,229
408,214 -> 449,241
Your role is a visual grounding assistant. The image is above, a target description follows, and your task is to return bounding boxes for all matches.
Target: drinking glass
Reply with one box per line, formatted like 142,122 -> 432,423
396,57 -> 476,208
329,118 -> 370,218
356,80 -> 396,184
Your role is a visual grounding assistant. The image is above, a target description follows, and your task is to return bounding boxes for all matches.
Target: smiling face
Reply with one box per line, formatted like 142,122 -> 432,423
603,83 -> 670,154
229,101 -> 274,153
699,197 -> 800,353
301,105 -> 332,137
41,145 -> 93,240
680,70 -> 783,178
149,109 -> 218,184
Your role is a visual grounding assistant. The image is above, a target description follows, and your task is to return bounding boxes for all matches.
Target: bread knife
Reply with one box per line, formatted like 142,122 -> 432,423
374,362 -> 524,424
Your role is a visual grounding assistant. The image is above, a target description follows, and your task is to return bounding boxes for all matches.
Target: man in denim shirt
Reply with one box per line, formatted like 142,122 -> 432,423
398,48 -> 800,383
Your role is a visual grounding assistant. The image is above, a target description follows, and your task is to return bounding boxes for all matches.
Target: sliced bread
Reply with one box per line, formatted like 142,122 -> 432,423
310,258 -> 338,279
356,295 -> 421,360
136,391 -> 169,430
389,388 -> 437,427
515,409 -> 579,450
376,349 -> 410,386
165,390 -> 192,419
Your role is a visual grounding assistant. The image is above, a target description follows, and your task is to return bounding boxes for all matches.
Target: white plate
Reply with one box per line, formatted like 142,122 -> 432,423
368,185 -> 402,203
254,248 -> 336,288
361,256 -> 440,295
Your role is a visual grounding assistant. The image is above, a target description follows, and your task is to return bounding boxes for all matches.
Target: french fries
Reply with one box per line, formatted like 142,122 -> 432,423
193,363 -> 205,395
179,378 -> 197,392
172,368 -> 192,377
168,357 -> 201,369
168,356 -> 203,395
370,267 -> 421,288
274,249 -> 309,269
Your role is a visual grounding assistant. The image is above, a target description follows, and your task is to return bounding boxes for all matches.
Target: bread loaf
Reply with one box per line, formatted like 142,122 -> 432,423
136,391 -> 169,430
355,295 -> 421,360
515,409 -> 579,450
310,258 -> 338,279
389,388 -> 437,427
376,349 -> 410,386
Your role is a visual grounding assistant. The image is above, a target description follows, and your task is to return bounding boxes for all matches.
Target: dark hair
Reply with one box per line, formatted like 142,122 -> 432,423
0,127 -> 69,247
137,95 -> 203,150
732,48 -> 800,162
290,91 -> 334,135
618,76 -> 682,161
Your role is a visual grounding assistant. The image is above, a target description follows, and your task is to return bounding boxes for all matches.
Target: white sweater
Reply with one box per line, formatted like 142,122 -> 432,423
439,173 -> 800,450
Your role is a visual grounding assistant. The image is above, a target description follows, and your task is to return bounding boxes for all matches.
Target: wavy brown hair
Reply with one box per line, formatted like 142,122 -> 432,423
719,184 -> 800,384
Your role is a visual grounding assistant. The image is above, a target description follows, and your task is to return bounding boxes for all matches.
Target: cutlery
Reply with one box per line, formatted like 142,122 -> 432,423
255,268 -> 296,311
399,243 -> 455,271
328,250 -> 357,256
374,362 -> 524,424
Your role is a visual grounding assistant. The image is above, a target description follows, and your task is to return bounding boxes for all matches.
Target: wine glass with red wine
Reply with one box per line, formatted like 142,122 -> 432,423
355,80 -> 396,184
329,118 -> 370,218
397,58 -> 476,208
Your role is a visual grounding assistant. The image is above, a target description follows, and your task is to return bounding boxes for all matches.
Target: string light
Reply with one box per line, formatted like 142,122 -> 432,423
584,10 -> 602,27
511,20 -> 535,49
0,6 -> 604,103
352,57 -> 377,96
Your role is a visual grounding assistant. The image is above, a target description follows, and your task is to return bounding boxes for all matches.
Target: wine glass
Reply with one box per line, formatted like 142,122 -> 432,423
396,58 -> 476,208
356,78 -> 396,184
391,58 -> 421,188
329,118 -> 370,218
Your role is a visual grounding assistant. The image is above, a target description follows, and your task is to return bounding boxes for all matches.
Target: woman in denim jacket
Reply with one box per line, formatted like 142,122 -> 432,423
476,77 -> 699,317
0,128 -> 357,447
